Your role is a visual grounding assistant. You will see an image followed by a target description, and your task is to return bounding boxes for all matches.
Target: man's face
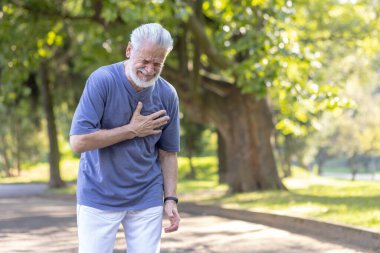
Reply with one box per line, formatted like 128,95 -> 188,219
126,42 -> 167,88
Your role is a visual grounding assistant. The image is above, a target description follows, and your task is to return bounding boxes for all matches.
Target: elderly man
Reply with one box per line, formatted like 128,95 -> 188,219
70,23 -> 180,253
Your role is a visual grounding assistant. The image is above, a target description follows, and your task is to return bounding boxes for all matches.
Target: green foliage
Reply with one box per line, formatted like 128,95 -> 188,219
270,0 -> 367,137
270,0 -> 380,176
180,118 -> 208,157
304,0 -> 380,169
0,0 -> 379,186
179,119 -> 217,157
0,84 -> 47,176
202,0 -> 302,96
178,156 -> 218,181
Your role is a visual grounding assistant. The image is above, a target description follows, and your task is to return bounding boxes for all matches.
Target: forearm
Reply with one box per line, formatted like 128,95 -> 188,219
70,124 -> 137,153
159,149 -> 178,198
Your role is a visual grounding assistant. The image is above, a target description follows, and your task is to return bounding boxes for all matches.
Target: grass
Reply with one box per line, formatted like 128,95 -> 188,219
178,156 -> 219,181
1,156 -> 380,231
177,165 -> 380,232
0,157 -> 79,183
217,177 -> 380,231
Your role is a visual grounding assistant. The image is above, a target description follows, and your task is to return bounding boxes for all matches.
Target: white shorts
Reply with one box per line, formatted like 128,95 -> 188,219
77,205 -> 163,253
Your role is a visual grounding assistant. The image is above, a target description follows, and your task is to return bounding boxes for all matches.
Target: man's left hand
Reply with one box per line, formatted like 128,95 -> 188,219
164,200 -> 180,233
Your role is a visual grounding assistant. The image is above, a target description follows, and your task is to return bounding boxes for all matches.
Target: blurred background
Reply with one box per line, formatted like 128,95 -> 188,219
0,0 -> 379,230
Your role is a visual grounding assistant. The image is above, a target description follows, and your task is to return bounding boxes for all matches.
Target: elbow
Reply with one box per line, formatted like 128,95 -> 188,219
70,135 -> 86,153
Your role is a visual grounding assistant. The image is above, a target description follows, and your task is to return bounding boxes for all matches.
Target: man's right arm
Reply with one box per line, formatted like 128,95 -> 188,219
70,125 -> 136,153
70,101 -> 169,153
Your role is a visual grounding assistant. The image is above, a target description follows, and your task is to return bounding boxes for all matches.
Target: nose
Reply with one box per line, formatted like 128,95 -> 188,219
144,63 -> 155,75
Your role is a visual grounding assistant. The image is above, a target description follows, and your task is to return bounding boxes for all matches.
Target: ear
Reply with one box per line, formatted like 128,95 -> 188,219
126,42 -> 132,58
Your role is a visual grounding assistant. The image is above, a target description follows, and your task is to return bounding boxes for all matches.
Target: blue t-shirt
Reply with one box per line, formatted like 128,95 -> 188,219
70,61 -> 180,211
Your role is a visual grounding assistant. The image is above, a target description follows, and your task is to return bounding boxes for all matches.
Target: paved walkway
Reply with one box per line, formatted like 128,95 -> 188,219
0,183 -> 48,198
0,184 -> 373,253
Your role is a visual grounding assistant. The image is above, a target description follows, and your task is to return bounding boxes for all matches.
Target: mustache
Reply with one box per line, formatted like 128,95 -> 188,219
137,68 -> 154,76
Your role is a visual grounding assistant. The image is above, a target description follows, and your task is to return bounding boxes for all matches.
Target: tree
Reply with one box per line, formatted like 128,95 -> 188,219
0,53 -> 49,177
0,1 -> 66,187
269,0 -> 380,178
164,0 -> 290,192
0,0 -> 287,192
3,0 -> 377,192
298,0 -> 380,179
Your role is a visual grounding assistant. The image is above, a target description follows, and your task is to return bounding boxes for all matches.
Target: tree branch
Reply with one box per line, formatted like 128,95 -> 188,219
163,65 -> 233,98
9,0 -> 111,26
187,15 -> 233,70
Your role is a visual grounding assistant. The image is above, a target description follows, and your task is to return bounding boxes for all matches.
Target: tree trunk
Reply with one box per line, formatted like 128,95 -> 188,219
14,118 -> 22,176
40,61 -> 65,188
348,152 -> 358,181
163,10 -> 285,192
316,147 -> 328,176
282,156 -> 292,178
0,135 -> 12,177
217,91 -> 285,193
187,156 -> 196,179
185,138 -> 196,179
217,130 -> 227,183
164,67 -> 285,192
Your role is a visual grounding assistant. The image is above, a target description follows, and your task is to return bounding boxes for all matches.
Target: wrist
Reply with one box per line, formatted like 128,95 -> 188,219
164,196 -> 178,204
124,124 -> 137,139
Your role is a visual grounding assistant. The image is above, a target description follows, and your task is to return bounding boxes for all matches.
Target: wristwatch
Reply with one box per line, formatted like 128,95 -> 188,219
164,196 -> 179,204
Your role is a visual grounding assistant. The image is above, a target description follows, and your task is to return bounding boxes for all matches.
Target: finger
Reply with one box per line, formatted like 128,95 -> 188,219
164,204 -> 180,233
149,110 -> 167,120
164,214 -> 180,233
133,102 -> 143,116
164,223 -> 178,233
157,116 -> 170,123
151,130 -> 162,135
164,220 -> 179,232
154,117 -> 170,127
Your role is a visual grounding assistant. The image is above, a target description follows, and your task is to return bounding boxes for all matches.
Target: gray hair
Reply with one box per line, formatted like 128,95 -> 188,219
130,23 -> 173,53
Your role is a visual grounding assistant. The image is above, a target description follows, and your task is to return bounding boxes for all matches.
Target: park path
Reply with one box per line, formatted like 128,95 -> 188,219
0,184 -> 372,253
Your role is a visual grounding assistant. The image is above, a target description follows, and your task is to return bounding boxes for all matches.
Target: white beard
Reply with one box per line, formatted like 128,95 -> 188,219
126,61 -> 160,88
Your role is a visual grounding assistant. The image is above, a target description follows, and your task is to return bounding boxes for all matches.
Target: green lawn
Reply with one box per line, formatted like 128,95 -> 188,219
200,177 -> 380,231
0,158 -> 79,183
1,156 -> 379,231
178,157 -> 380,232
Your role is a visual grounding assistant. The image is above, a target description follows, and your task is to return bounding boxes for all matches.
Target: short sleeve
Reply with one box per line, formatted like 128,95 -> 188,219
69,69 -> 109,136
157,92 -> 180,152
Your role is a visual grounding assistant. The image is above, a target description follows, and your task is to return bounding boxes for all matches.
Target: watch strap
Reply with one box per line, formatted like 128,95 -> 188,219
164,196 -> 179,204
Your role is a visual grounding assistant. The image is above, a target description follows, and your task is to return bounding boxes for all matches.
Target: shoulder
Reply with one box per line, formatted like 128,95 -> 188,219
155,77 -> 178,99
88,65 -> 115,84
85,63 -> 119,92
